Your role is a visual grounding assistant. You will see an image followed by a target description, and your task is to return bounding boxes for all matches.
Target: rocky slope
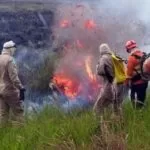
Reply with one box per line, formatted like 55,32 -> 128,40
0,3 -> 54,49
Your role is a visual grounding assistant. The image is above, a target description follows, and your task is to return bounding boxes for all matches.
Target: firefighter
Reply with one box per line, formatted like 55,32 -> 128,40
93,43 -> 116,114
125,40 -> 148,109
0,41 -> 25,125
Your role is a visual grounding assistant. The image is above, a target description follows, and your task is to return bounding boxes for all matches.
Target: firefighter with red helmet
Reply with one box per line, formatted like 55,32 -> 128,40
125,40 -> 148,109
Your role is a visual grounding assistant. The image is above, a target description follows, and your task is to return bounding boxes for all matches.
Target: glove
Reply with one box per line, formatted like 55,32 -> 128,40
19,88 -> 26,101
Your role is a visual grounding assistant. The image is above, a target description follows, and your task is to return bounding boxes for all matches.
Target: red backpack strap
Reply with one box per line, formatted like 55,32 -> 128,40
130,52 -> 144,77
131,51 -> 145,59
131,52 -> 149,80
131,54 -> 141,59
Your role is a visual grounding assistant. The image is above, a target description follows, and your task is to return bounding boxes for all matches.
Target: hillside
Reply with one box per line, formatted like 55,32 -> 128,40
0,2 -> 55,49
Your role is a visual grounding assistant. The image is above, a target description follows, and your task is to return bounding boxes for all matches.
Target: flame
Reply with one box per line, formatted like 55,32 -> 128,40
76,40 -> 84,48
53,74 -> 78,99
76,4 -> 84,8
85,56 -> 96,81
84,20 -> 96,29
52,5 -> 102,101
52,55 -> 99,100
60,20 -> 70,28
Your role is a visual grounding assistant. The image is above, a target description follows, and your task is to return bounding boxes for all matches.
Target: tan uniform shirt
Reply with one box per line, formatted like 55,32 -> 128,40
0,53 -> 23,97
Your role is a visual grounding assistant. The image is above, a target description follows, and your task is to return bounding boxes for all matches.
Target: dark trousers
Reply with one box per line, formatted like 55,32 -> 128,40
130,82 -> 148,108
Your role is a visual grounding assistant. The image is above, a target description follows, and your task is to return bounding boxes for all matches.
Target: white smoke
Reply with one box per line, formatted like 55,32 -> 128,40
14,0 -> 150,112
52,0 -> 150,57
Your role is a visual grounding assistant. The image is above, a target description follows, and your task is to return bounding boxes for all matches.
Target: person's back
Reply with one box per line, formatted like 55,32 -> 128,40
0,54 -> 19,97
94,43 -> 115,114
127,49 -> 145,85
96,43 -> 115,83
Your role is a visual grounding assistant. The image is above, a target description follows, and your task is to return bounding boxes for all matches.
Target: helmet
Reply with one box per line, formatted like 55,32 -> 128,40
3,41 -> 16,49
125,40 -> 137,52
2,41 -> 16,56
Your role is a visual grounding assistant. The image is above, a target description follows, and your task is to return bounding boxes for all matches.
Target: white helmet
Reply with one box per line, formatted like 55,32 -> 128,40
2,41 -> 16,56
3,41 -> 16,49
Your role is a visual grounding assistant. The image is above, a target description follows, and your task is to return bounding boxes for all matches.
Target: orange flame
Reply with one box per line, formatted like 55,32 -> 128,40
76,4 -> 84,8
60,20 -> 70,28
84,20 -> 96,29
76,40 -> 84,48
53,74 -> 78,99
85,56 -> 96,81
52,55 -> 99,100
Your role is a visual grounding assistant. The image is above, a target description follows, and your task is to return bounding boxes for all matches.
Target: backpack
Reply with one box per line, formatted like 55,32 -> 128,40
111,54 -> 126,84
131,52 -> 150,81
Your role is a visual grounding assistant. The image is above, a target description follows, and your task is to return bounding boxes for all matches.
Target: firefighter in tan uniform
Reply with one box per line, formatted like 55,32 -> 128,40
0,41 -> 25,124
93,43 -> 115,114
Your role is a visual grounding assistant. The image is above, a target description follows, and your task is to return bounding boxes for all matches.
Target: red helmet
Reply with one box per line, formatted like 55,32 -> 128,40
125,40 -> 137,52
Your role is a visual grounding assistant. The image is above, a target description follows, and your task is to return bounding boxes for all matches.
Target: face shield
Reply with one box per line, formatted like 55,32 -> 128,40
11,46 -> 17,54
7,44 -> 16,56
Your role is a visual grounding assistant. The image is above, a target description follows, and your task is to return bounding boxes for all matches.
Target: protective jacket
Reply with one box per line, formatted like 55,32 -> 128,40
0,50 -> 23,97
126,48 -> 146,85
96,44 -> 115,83
94,44 -> 115,113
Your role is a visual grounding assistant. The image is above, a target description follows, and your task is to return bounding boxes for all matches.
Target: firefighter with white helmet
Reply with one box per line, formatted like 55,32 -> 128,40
94,43 -> 126,115
0,41 -> 25,124
93,43 -> 115,114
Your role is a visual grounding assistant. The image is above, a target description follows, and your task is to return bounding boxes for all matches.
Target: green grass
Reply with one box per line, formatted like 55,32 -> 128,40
1,101 -> 150,150
28,52 -> 59,92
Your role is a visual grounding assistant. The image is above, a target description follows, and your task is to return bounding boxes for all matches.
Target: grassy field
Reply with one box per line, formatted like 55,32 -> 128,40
0,100 -> 150,150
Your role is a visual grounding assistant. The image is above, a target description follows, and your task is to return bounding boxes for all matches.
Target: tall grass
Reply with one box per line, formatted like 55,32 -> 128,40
1,100 -> 150,150
28,51 -> 60,92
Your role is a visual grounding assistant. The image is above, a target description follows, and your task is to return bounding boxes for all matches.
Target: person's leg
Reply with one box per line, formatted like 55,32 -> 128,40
130,85 -> 136,108
114,83 -> 125,114
136,82 -> 148,109
7,95 -> 24,124
0,97 -> 9,125
93,88 -> 105,114
93,82 -> 114,114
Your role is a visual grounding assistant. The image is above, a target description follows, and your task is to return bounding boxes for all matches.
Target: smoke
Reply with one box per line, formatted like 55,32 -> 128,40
52,0 -> 150,75
13,0 -> 150,112
42,0 -> 150,111
96,0 -> 150,48
53,0 -> 150,55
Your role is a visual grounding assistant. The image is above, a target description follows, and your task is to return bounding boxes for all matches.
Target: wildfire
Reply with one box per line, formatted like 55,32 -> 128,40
60,19 -> 96,29
60,19 -> 70,28
84,20 -> 96,29
85,56 -> 96,82
52,55 -> 99,100
53,9 -> 100,100
76,40 -> 84,49
53,74 -> 79,99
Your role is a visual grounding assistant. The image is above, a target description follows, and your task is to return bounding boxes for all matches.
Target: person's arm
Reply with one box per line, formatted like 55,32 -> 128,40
126,56 -> 136,79
125,56 -> 137,86
7,58 -> 24,90
96,57 -> 105,76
